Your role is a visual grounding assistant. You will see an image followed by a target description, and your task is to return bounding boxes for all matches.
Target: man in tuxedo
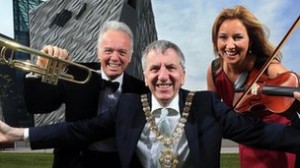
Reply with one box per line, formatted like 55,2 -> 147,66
2,39 -> 300,168
23,20 -> 149,168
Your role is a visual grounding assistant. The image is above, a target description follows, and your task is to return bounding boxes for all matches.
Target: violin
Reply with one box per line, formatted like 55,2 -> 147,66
233,16 -> 300,114
233,70 -> 300,114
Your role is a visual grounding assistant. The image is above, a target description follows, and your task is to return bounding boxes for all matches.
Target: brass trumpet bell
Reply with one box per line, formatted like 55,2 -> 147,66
0,36 -> 98,85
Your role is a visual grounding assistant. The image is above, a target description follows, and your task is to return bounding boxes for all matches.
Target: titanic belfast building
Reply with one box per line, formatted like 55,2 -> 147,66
0,0 -> 157,127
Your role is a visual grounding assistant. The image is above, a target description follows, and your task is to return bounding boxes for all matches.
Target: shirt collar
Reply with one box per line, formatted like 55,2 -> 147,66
101,71 -> 123,91
151,94 -> 179,113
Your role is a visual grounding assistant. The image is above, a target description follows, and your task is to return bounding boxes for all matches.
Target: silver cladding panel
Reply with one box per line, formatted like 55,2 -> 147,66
29,0 -> 157,125
29,0 -> 123,63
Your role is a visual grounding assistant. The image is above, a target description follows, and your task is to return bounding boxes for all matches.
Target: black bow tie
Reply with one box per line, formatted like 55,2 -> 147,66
101,80 -> 120,92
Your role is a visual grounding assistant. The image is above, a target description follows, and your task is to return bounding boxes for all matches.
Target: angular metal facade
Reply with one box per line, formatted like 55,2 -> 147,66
3,0 -> 157,126
27,0 -> 157,125
29,0 -> 157,79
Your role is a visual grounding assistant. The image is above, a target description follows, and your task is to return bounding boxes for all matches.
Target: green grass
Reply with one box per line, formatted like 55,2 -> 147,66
221,153 -> 239,168
0,153 -> 53,168
0,153 -> 239,168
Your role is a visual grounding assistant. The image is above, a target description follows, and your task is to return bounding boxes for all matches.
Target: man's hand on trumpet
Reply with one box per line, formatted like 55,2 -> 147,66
37,45 -> 69,68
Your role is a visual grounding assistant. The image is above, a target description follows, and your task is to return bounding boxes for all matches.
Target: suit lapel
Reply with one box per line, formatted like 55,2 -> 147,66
121,73 -> 130,92
122,73 -> 136,93
179,89 -> 200,167
119,93 -> 148,167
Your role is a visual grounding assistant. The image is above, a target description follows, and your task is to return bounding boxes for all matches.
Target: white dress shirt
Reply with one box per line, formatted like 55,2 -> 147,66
136,94 -> 191,168
100,71 -> 123,92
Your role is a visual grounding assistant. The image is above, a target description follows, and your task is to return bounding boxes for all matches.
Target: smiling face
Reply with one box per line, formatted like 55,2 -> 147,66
143,48 -> 185,106
98,30 -> 132,79
217,19 -> 250,66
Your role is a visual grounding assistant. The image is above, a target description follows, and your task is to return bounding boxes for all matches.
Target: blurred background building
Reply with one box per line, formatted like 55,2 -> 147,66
0,0 -> 157,129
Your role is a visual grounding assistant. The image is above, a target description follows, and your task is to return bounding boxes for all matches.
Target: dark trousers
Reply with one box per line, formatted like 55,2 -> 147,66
52,148 -> 121,168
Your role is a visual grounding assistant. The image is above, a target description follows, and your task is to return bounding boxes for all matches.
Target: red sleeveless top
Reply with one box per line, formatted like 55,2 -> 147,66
214,69 -> 235,107
212,61 -> 295,168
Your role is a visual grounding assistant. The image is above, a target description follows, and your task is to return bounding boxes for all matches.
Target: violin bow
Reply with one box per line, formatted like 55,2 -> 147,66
233,15 -> 300,109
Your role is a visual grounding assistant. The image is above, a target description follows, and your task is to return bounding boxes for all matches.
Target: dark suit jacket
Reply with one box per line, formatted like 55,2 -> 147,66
24,62 -> 149,167
28,89 -> 300,168
24,62 -> 149,120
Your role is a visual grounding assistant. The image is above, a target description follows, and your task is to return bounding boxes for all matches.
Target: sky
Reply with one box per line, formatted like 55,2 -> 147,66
0,0 -> 299,91
151,0 -> 300,90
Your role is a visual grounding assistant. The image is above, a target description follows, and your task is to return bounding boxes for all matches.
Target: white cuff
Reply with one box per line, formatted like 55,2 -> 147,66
23,128 -> 29,141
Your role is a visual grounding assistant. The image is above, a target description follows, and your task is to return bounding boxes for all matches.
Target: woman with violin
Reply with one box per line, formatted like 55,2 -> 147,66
206,5 -> 300,168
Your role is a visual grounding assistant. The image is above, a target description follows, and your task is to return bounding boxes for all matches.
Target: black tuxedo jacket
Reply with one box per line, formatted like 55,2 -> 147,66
24,62 -> 149,121
28,89 -> 300,168
24,62 -> 149,167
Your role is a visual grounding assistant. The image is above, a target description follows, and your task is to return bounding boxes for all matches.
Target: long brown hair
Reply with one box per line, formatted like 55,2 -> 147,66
211,5 -> 280,69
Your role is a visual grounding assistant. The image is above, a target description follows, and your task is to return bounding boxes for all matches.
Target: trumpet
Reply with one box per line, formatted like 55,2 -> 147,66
0,36 -> 99,85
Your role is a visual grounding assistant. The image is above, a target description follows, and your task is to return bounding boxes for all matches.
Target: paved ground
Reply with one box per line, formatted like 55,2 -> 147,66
221,139 -> 238,153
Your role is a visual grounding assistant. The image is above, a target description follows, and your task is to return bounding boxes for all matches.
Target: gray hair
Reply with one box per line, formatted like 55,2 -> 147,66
141,40 -> 186,71
97,20 -> 134,55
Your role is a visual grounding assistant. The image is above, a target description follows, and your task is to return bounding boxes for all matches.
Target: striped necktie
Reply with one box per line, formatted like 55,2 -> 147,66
158,108 -> 172,137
